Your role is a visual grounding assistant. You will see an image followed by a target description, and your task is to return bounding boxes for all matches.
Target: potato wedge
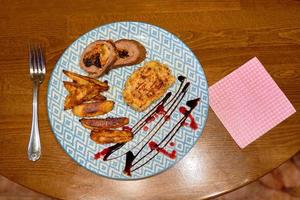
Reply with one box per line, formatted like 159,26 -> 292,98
80,85 -> 102,102
63,70 -> 109,90
72,100 -> 114,117
90,129 -> 133,144
63,83 -> 105,109
80,117 -> 129,129
64,89 -> 89,110
63,81 -> 79,94
85,94 -> 107,103
64,94 -> 77,110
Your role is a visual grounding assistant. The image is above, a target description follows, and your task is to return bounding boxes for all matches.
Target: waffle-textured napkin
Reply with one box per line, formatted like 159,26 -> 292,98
209,57 -> 296,148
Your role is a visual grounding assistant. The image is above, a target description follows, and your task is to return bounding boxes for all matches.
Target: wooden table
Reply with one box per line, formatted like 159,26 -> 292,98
0,0 -> 300,199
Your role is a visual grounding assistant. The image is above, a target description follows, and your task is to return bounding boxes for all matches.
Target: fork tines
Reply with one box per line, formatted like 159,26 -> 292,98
29,44 -> 46,82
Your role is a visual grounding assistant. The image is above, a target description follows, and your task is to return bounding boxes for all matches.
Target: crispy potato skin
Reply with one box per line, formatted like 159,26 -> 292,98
63,70 -> 109,90
62,69 -> 110,110
90,129 -> 133,144
86,94 -> 107,103
63,70 -> 133,145
63,82 -> 103,110
80,117 -> 129,129
63,81 -> 79,94
64,94 -> 76,110
72,101 -> 114,117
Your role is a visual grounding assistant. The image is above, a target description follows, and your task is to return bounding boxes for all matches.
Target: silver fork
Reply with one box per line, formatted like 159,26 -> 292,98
28,44 -> 46,161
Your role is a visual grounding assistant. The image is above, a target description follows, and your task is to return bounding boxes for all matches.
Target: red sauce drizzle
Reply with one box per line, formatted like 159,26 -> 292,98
189,115 -> 198,130
179,106 -> 186,114
169,142 -> 175,147
181,122 -> 189,127
179,106 -> 198,130
145,105 -> 167,124
122,126 -> 132,132
148,141 -> 176,159
164,115 -> 170,121
143,126 -> 149,131
94,148 -> 110,160
156,105 -> 167,115
145,116 -> 155,123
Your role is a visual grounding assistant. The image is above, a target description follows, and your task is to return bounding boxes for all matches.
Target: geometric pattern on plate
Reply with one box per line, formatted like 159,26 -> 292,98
47,21 -> 209,180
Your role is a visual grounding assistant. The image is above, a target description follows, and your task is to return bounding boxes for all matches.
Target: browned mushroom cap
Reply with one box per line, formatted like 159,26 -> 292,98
79,40 -> 117,78
111,39 -> 146,69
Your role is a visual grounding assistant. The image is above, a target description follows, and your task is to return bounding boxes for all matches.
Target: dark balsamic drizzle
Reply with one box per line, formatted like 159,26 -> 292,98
102,143 -> 124,161
131,98 -> 200,172
98,92 -> 174,161
102,93 -> 172,161
178,75 -> 186,82
123,151 -> 135,176
131,92 -> 172,134
131,82 -> 190,160
94,76 -> 201,176
102,76 -> 187,161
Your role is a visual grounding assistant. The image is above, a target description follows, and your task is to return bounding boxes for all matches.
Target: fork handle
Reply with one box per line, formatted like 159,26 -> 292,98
28,80 -> 41,161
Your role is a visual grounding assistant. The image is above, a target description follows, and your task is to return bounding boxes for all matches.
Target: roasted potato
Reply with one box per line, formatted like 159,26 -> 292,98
63,70 -> 109,90
90,129 -> 133,144
85,95 -> 107,103
64,87 -> 89,109
72,100 -> 114,117
64,94 -> 77,110
81,85 -> 102,102
63,81 -> 79,94
63,83 -> 105,110
80,117 -> 129,129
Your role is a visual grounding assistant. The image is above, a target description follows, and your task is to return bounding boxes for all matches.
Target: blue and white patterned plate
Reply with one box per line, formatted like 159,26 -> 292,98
47,21 -> 209,180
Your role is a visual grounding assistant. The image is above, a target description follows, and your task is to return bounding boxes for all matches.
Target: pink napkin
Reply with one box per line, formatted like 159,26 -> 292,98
209,57 -> 296,148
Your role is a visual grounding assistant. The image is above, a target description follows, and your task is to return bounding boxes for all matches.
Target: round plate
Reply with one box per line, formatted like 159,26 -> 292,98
47,21 -> 209,180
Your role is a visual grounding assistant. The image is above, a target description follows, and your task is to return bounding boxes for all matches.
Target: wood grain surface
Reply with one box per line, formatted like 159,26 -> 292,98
0,0 -> 300,199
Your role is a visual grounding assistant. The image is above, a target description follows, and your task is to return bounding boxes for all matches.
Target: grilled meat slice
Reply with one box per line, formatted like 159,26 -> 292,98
112,39 -> 146,68
79,40 -> 117,78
